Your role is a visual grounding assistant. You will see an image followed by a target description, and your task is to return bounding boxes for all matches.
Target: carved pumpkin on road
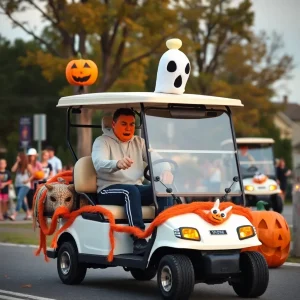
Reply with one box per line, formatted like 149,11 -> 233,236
66,58 -> 98,86
243,201 -> 290,268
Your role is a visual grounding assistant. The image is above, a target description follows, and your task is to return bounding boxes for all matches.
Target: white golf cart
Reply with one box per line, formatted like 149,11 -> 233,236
235,137 -> 283,213
45,92 -> 269,299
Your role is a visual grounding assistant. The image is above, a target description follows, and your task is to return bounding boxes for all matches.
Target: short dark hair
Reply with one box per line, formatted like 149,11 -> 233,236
113,108 -> 135,122
45,145 -> 55,152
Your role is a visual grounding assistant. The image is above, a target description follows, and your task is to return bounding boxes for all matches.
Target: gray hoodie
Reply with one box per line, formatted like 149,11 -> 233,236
92,130 -> 158,193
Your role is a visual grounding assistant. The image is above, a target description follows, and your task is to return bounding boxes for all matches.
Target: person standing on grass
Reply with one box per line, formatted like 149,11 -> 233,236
24,148 -> 43,220
276,158 -> 292,202
9,153 -> 32,221
45,146 -> 62,176
41,150 -> 53,180
0,159 -> 12,221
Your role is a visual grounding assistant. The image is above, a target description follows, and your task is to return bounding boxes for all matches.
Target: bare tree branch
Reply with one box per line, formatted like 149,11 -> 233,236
0,5 -> 61,56
112,26 -> 128,72
48,0 -> 60,23
25,0 -> 58,26
120,31 -> 178,72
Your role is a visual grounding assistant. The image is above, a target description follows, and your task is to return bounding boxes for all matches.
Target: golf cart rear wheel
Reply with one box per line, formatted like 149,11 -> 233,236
271,194 -> 283,213
232,251 -> 269,298
157,254 -> 195,300
130,266 -> 157,281
57,241 -> 87,285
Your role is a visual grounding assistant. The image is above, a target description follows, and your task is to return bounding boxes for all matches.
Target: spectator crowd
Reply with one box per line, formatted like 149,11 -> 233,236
0,146 -> 71,221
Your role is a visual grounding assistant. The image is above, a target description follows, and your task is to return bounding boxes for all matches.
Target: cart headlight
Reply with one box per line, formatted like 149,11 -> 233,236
245,185 -> 254,191
237,225 -> 255,240
174,227 -> 200,241
269,184 -> 277,191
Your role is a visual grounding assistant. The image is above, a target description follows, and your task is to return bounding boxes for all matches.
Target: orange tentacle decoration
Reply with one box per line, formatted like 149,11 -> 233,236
34,172 -> 253,263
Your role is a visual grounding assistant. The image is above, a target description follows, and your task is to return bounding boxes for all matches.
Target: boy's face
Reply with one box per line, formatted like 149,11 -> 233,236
0,159 -> 7,169
112,115 -> 135,142
240,146 -> 248,156
48,150 -> 54,158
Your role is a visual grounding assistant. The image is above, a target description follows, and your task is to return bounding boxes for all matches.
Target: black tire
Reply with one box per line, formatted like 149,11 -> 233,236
271,194 -> 283,213
157,254 -> 195,300
57,241 -> 87,285
232,251 -> 269,298
130,266 -> 157,281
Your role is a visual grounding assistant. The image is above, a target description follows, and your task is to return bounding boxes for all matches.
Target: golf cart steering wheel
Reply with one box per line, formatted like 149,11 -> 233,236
247,166 -> 258,172
144,158 -> 178,182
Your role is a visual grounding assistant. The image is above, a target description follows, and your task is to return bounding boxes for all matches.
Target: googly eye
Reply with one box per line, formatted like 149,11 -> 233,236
221,212 -> 226,218
211,208 -> 220,214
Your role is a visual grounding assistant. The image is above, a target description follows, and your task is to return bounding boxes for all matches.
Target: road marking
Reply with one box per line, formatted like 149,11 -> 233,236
0,290 -> 56,300
0,242 -> 38,248
283,262 -> 300,267
0,243 -> 54,250
0,295 -> 23,300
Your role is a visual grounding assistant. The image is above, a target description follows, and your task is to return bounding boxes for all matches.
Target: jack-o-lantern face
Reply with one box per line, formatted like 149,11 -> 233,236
112,115 -> 135,142
207,199 -> 233,224
65,59 -> 98,86
244,210 -> 291,268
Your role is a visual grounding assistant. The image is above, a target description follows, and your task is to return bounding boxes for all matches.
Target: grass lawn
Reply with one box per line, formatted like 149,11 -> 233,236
0,223 -> 51,247
287,256 -> 300,263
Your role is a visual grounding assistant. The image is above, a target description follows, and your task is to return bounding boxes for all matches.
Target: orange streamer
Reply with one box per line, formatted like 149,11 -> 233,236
34,172 -> 253,263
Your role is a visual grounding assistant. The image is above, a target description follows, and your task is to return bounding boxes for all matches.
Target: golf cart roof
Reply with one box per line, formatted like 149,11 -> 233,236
57,92 -> 243,110
236,138 -> 275,144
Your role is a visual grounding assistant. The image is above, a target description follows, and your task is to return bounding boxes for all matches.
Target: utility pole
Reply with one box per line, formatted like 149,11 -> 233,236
292,184 -> 300,257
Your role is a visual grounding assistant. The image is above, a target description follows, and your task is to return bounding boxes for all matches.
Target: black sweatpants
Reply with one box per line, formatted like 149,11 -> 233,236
97,184 -> 173,230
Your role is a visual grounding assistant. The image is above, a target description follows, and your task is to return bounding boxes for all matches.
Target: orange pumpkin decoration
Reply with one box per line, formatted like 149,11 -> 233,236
243,201 -> 290,268
252,173 -> 268,184
34,170 -> 45,180
65,58 -> 98,86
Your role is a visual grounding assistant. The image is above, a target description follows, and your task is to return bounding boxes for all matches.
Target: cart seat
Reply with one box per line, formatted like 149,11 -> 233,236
74,156 -> 155,220
102,115 -> 113,134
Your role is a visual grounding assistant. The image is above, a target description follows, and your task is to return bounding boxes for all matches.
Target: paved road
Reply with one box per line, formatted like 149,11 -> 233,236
282,204 -> 292,226
0,244 -> 300,300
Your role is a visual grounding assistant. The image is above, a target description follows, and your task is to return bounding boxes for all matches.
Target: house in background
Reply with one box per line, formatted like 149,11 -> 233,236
273,95 -> 300,175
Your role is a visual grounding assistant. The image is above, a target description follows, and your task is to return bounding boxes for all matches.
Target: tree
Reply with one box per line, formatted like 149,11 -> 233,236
0,0 -> 179,157
218,32 -> 293,137
0,36 -> 67,166
175,0 -> 254,95
170,0 -> 293,138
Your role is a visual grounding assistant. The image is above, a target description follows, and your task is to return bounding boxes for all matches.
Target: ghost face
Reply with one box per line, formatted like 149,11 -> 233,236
112,115 -> 135,142
155,49 -> 191,95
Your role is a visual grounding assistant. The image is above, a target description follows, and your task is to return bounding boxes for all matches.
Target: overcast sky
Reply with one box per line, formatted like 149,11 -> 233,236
0,0 -> 299,104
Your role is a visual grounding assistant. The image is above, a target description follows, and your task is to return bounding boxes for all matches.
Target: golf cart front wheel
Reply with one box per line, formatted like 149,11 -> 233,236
157,254 -> 195,300
232,251 -> 269,298
130,266 -> 157,281
271,194 -> 283,213
57,241 -> 87,285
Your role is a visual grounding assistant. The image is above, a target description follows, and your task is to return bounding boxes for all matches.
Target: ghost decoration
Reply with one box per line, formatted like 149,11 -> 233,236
154,38 -> 191,95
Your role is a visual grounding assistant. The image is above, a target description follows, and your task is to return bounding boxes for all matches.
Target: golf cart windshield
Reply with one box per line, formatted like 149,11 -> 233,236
144,107 -> 242,196
237,144 -> 276,179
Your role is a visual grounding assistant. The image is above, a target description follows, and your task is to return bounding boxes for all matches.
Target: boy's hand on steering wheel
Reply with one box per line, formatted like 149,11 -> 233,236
117,157 -> 134,170
161,170 -> 173,184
